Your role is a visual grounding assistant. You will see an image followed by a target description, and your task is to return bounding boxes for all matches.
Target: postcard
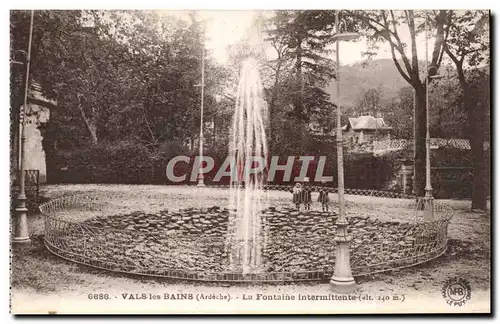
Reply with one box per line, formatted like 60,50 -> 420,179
9,9 -> 491,314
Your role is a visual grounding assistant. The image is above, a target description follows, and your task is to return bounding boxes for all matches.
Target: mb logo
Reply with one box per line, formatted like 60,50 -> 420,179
449,285 -> 465,297
442,278 -> 471,307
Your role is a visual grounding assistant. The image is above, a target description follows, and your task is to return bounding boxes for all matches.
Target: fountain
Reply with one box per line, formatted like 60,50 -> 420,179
39,54 -> 453,284
227,58 -> 269,274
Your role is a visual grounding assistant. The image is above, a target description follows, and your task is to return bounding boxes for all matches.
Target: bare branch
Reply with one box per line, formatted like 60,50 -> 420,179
443,43 -> 466,87
349,10 -> 423,85
404,10 -> 419,82
141,88 -> 157,143
388,11 -> 414,80
437,12 -> 452,67
223,93 -> 236,102
430,10 -> 447,70
389,41 -> 412,84
77,93 -> 98,144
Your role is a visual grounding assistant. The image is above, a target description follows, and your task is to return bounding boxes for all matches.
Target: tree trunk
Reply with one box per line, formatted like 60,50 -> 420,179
77,95 -> 98,145
413,83 -> 426,197
268,68 -> 281,155
443,35 -> 489,210
465,90 -> 487,210
213,116 -> 216,148
294,39 -> 303,121
88,122 -> 98,146
268,93 -> 275,155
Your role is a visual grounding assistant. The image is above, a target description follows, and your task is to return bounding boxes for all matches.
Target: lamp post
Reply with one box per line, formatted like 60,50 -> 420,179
11,49 -> 28,173
330,10 -> 359,293
423,14 -> 434,221
13,10 -> 34,245
423,15 -> 445,221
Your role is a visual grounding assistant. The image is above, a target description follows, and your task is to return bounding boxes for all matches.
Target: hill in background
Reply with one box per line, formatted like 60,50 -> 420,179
324,58 -> 409,108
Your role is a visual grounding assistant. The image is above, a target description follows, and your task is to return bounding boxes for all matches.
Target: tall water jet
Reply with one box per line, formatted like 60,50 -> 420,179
227,58 -> 269,274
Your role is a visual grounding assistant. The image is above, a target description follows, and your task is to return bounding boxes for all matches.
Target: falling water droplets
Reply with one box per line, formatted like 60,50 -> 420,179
227,58 -> 269,274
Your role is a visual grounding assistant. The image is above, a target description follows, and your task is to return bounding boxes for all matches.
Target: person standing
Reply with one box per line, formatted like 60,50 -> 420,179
292,182 -> 303,210
302,177 -> 312,211
318,185 -> 330,212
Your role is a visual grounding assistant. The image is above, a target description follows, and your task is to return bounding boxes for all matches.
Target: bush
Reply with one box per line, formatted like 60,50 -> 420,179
48,140 -> 155,184
377,147 -> 491,199
344,152 -> 399,190
46,138 -> 489,200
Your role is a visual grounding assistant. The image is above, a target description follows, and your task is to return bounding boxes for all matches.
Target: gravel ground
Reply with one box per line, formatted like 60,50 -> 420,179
10,185 -> 491,314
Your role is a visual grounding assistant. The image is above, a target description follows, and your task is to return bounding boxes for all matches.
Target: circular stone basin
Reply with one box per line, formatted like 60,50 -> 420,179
42,189 -> 452,282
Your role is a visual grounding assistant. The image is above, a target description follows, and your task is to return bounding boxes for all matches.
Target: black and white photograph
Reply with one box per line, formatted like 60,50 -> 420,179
8,7 -> 491,314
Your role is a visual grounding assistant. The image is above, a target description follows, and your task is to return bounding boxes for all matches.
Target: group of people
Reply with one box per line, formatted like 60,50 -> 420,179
291,178 -> 330,212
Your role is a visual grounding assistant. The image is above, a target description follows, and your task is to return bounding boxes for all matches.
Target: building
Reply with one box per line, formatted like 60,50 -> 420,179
343,115 -> 392,145
12,82 -> 54,184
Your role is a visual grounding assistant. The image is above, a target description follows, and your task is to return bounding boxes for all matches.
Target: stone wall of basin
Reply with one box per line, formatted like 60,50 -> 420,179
45,206 -> 449,278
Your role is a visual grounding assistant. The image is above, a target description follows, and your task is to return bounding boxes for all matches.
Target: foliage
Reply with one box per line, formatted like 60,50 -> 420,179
442,9 -> 490,209
384,86 -> 414,139
10,9 -> 490,202
355,86 -> 382,116
347,9 -> 449,197
11,10 -> 236,184
49,140 -> 156,184
267,11 -> 337,119
378,146 -> 490,199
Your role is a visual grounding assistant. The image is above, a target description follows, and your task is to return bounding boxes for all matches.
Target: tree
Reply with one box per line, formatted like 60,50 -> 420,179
355,86 -> 382,116
10,11 -> 32,177
427,66 -> 467,139
442,10 -> 489,210
104,11 -> 203,147
262,16 -> 292,153
350,10 -> 448,197
260,10 -> 341,156
266,11 -> 337,122
22,10 -> 134,146
10,10 -> 231,184
385,86 -> 414,139
29,10 -> 225,149
385,71 -> 470,141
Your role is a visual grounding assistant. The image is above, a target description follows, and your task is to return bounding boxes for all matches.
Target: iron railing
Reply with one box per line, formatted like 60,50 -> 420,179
40,186 -> 453,282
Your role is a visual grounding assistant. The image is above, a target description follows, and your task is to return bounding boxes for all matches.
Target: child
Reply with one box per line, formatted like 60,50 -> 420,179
302,177 -> 312,211
292,182 -> 303,210
318,184 -> 330,212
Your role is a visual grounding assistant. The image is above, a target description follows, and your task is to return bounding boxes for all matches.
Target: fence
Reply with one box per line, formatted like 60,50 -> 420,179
40,186 -> 453,283
373,138 -> 490,154
11,169 -> 40,211
25,169 -> 40,201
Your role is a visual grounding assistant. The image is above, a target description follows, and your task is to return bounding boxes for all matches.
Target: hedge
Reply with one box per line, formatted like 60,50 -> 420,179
46,141 -> 489,199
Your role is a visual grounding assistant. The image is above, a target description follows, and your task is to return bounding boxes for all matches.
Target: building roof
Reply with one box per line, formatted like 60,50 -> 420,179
345,115 -> 391,131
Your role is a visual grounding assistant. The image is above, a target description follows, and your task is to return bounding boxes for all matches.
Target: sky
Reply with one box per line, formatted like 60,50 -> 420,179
168,10 -> 438,66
